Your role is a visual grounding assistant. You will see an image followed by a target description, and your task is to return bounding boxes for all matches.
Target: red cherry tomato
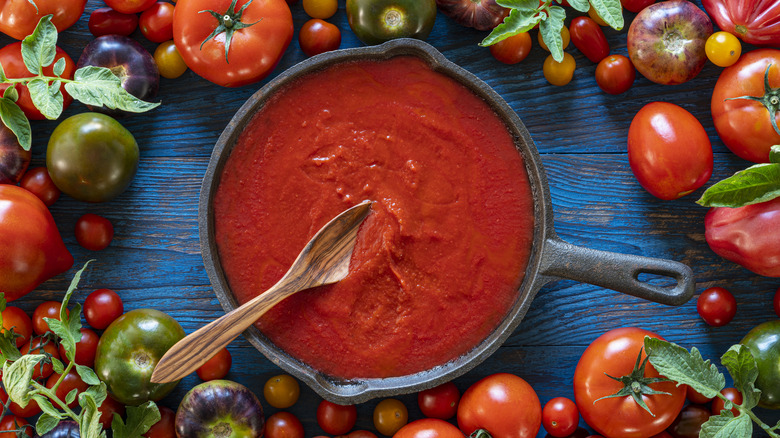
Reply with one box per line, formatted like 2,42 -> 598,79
299,19 -> 341,57
417,381 -> 460,420
75,214 -> 114,251
58,327 -> 100,368
621,0 -> 654,13
195,347 -> 232,381
317,400 -> 357,435
32,301 -> 65,335
686,386 -> 713,404
105,0 -> 157,14
46,370 -> 89,409
143,405 -> 176,438
20,336 -> 60,379
697,287 -> 737,327
569,16 -> 609,63
490,32 -> 532,65
140,2 -> 175,43
265,412 -> 305,438
1,306 -> 32,348
595,55 -> 635,95
88,7 -> 139,37
98,396 -> 126,429
0,415 -> 32,437
457,373 -> 542,438
712,387 -> 743,416
19,167 -> 60,207
7,389 -> 41,418
542,397 -> 579,437
84,288 -> 124,330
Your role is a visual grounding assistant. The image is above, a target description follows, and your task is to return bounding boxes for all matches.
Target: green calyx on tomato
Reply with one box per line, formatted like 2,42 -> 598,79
200,0 -> 260,63
727,64 -> 780,137
594,349 -> 672,417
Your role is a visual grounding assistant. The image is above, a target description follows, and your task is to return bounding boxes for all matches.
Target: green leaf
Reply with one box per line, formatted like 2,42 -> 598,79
3,85 -> 18,101
53,57 -> 66,77
84,381 -> 108,407
34,395 -> 64,420
644,337 -> 725,399
480,7 -> 542,46
64,66 -> 160,113
0,62 -> 6,82
721,345 -> 762,410
0,97 -> 32,151
589,0 -> 623,30
700,413 -> 753,438
567,0 -> 590,12
112,401 -> 161,438
0,331 -> 21,362
26,77 -> 63,120
697,163 -> 780,207
540,6 -> 566,62
79,392 -> 107,438
21,15 -> 58,75
50,356 -> 64,375
76,364 -> 101,386
65,388 -> 78,405
55,260 -> 92,363
3,354 -> 45,407
35,414 -> 60,436
769,145 -> 780,163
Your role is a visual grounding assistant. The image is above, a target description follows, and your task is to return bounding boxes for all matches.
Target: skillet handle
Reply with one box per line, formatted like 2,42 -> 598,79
540,237 -> 695,306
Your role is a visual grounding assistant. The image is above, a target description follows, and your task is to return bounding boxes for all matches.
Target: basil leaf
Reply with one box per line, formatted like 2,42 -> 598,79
53,57 -> 66,77
540,6 -> 566,62
589,0 -> 623,30
700,413 -> 752,438
27,77 -> 63,120
481,7 -> 541,46
644,337 -> 725,399
112,401 -> 161,438
21,15 -> 58,75
4,354 -> 45,407
35,414 -> 60,437
76,364 -> 101,386
721,345 -> 762,410
0,97 -> 32,150
64,66 -> 160,113
567,0 -> 590,12
697,163 -> 780,207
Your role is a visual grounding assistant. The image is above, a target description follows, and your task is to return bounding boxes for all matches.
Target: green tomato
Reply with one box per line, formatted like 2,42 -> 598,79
740,320 -> 780,409
46,112 -> 139,203
95,308 -> 185,406
346,0 -> 436,45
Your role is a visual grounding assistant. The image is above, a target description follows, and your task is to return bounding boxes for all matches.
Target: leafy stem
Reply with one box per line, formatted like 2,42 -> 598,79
726,64 -> 780,137
593,348 -> 671,417
30,380 -> 80,420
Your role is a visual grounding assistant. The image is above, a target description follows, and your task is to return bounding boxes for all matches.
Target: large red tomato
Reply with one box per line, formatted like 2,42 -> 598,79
173,0 -> 293,87
702,0 -> 780,46
395,419 -> 464,438
0,0 -> 86,40
573,328 -> 687,438
711,49 -> 780,163
457,373 -> 541,438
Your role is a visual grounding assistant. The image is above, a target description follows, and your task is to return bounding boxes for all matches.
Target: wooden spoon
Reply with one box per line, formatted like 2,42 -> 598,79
150,200 -> 373,383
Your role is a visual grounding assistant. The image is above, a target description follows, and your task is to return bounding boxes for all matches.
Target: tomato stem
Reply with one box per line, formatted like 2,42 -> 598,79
594,348 -> 671,418
199,0 -> 262,64
726,64 -> 780,137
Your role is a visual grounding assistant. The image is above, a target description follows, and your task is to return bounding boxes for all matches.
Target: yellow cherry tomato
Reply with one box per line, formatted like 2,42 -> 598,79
705,31 -> 742,67
543,52 -> 576,86
303,0 -> 338,19
153,41 -> 187,79
588,5 -> 608,26
373,398 -> 408,436
263,374 -> 300,409
538,25 -> 570,52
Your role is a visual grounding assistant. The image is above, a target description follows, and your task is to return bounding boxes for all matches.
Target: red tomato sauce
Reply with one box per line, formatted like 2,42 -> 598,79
213,56 -> 535,378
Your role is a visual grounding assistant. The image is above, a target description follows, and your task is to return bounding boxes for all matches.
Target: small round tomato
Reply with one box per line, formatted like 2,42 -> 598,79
7,390 -> 41,418
705,31 -> 741,67
154,41 -> 188,79
143,405 -> 176,438
595,54 -> 635,95
58,327 -> 100,368
666,404 -> 710,438
538,26 -> 570,52
317,400 -> 357,435
88,7 -> 139,37
627,102 -> 713,200
264,374 -> 300,409
32,301 -> 64,335
711,387 -> 742,416
686,386 -> 713,405
265,412 -> 304,438
394,418 -> 464,438
105,0 -> 157,14
346,0 -> 436,45
417,381 -> 460,420
543,52 -> 576,86
374,398 -> 409,436
740,320 -> 780,409
621,0 -> 654,13
19,167 -> 60,207
46,369 -> 89,409
774,287 -> 780,317
98,396 -> 126,429
299,19 -> 341,57
20,336 -> 60,380
542,397 -> 579,437
458,373 -> 542,438
75,214 -> 114,251
196,347 -> 232,381
1,306 -> 32,348
84,288 -> 124,330
303,0 -> 337,19
696,286 -> 737,327
490,32 -> 532,65
140,2 -> 175,43
569,16 -> 609,63
0,415 -> 32,437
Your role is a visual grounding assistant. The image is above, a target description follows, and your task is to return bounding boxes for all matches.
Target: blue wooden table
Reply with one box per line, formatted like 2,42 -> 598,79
7,0 -> 780,436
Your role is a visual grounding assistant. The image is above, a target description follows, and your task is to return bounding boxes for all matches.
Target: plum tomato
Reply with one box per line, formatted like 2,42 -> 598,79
346,0 -> 437,45
263,374 -> 300,409
543,52 -> 576,86
542,397 -> 579,437
195,347 -> 232,381
490,32 -> 532,65
705,31 -> 741,67
417,381 -> 460,420
84,288 -> 124,330
458,373 -> 542,438
105,0 -> 157,14
1,306 -> 32,348
696,286 -> 737,326
20,336 -> 60,380
143,405 -> 176,438
621,0 -> 654,13
0,415 -> 32,437
317,400 -> 357,435
140,2 -> 175,43
265,412 -> 304,438
75,214 -> 114,251
394,418 -> 464,438
538,26 -> 570,52
775,287 -> 780,317
32,301 -> 65,335
627,102 -> 713,200
666,404 -> 710,438
0,124 -> 30,184
595,54 -> 635,95
299,19 -> 342,57
19,167 -> 60,207
740,320 -> 780,409
88,7 -> 139,37
98,395 -> 126,429
46,369 -> 89,409
303,0 -> 337,19
154,41 -> 188,79
374,398 -> 409,436
711,387 -> 742,416
569,16 -> 609,63
58,327 -> 100,368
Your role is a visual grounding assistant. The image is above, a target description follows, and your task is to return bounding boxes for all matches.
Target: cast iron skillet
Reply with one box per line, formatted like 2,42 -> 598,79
199,38 -> 695,404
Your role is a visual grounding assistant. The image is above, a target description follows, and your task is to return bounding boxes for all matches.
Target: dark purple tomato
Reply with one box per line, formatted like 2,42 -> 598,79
0,124 -> 30,184
176,380 -> 265,438
41,420 -> 80,438
667,405 -> 710,438
697,286 -> 737,326
435,0 -> 508,31
88,7 -> 139,37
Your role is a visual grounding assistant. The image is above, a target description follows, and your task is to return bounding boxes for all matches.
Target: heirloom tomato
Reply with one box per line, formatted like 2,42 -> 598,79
173,0 -> 293,87
711,49 -> 780,163
740,320 -> 780,409
394,419 -> 464,438
665,405 -> 710,438
702,0 -> 780,46
435,0 -> 508,31
627,102 -> 712,200
569,16 -> 609,63
0,0 -> 85,40
573,328 -> 686,438
457,373 -> 541,438
346,0 -> 436,45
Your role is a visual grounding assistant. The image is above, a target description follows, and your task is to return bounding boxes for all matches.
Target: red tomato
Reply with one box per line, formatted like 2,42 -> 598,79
542,397 -> 579,437
46,370 -> 89,409
98,396 -> 126,429
299,19 -> 341,57
196,347 -> 232,381
569,17 -> 609,63
75,213 -> 114,251
573,328 -> 686,438
621,0 -> 654,13
265,412 -> 305,438
686,386 -> 713,404
8,393 -> 41,418
32,301 -> 64,335
595,55 -> 635,95
58,327 -> 100,368
711,49 -> 780,163
702,0 -> 780,46
140,2 -> 175,43
711,387 -> 743,416
317,400 -> 357,435
0,42 -> 76,120
84,288 -> 124,330
417,381 -> 460,420
490,32 -> 532,65
20,336 -> 61,380
627,102 -> 713,200
143,405 -> 176,438
0,0 -> 86,40
88,7 -> 139,37
105,0 -> 158,14
696,287 -> 737,326
0,415 -> 32,437
19,167 -> 60,207
173,0 -> 293,87
394,418 -> 464,438
0,306 -> 32,348
457,373 -> 541,438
